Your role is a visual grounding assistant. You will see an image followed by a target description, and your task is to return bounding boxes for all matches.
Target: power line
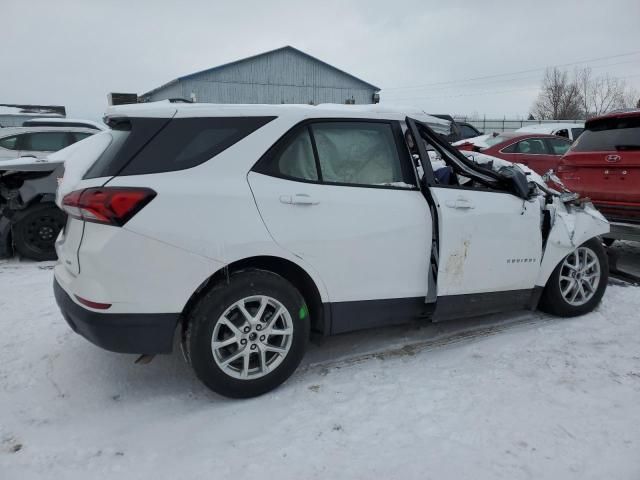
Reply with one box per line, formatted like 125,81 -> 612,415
383,72 -> 640,102
382,50 -> 640,91
384,86 -> 540,102
383,59 -> 640,96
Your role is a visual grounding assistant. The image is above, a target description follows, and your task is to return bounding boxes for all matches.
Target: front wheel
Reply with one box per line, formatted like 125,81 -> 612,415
186,270 -> 310,398
539,238 -> 608,317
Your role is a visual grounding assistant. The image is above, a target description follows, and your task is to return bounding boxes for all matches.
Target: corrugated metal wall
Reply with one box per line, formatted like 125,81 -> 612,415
0,114 -> 62,127
145,48 -> 376,104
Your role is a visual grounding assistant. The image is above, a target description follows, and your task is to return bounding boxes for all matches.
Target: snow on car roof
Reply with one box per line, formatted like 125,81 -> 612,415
22,118 -> 107,130
516,123 -> 584,133
0,126 -> 98,136
105,102 -> 450,134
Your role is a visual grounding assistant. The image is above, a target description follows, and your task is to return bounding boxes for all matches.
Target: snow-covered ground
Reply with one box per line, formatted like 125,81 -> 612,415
1,260 -> 639,480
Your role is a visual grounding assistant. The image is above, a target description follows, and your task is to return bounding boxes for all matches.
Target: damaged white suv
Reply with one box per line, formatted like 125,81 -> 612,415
53,103 -> 609,398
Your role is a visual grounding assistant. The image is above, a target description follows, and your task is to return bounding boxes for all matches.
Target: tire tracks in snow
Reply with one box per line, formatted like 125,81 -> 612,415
301,312 -> 553,376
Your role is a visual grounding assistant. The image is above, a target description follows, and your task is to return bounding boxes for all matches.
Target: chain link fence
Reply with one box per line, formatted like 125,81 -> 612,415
454,117 -> 584,133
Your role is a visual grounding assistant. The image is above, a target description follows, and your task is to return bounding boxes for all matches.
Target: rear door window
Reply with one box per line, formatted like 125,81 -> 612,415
311,122 -> 406,186
546,137 -> 572,155
514,138 -> 548,154
21,131 -> 71,151
573,116 -> 640,152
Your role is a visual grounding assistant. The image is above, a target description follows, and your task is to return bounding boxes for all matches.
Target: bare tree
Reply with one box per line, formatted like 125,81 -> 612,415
532,68 -> 582,120
617,85 -> 640,110
575,67 -> 592,118
575,66 -> 632,116
592,75 -> 626,115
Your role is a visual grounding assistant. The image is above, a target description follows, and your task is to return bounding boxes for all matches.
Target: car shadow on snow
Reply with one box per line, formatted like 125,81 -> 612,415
64,308 -> 552,403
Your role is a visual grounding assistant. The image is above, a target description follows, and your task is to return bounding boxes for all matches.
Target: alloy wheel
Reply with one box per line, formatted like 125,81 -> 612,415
558,247 -> 601,306
211,295 -> 293,380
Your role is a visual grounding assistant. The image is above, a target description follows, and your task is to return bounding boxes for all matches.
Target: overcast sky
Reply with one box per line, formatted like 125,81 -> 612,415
4,0 -> 640,120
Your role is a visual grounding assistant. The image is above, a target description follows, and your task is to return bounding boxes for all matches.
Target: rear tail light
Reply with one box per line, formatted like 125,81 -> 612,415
62,187 -> 156,226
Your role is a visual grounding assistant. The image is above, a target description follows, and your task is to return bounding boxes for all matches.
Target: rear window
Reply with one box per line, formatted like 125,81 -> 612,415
572,116 -> 640,152
84,116 -> 275,179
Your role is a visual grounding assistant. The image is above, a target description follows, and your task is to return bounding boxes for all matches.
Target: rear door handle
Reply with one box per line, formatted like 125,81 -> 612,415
445,197 -> 474,209
279,193 -> 319,205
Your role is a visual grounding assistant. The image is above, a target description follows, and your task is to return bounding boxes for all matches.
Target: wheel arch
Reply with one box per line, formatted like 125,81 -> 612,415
180,255 -> 329,341
536,203 -> 609,288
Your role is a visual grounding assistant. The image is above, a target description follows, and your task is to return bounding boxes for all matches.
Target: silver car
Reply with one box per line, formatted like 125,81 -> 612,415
0,126 -> 96,161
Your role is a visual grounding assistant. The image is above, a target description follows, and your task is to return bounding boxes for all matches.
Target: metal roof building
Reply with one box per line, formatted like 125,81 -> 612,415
139,46 -> 380,105
0,104 -> 65,128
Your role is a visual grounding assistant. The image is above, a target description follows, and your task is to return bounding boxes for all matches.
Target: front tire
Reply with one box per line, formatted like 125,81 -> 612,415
539,238 -> 608,317
186,269 -> 310,398
12,203 -> 66,261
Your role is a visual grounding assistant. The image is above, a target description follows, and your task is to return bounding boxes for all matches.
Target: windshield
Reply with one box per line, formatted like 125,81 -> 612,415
572,116 -> 640,152
483,134 -> 511,148
571,128 -> 585,139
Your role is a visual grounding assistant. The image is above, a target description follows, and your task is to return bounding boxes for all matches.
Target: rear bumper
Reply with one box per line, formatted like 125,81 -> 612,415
54,278 -> 179,354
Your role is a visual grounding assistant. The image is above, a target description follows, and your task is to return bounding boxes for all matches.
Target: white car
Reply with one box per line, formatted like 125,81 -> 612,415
515,122 -> 585,141
53,103 -> 609,398
0,126 -> 96,161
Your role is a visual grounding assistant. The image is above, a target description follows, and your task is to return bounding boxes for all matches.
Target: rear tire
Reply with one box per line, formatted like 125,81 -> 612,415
12,203 -> 66,261
539,238 -> 608,317
186,269 -> 310,398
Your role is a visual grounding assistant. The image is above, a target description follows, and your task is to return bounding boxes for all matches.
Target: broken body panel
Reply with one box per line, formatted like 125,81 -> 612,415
405,117 -> 609,318
0,157 -> 63,257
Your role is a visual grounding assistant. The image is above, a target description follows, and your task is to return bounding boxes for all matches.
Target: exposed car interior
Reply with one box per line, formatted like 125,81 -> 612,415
405,119 -> 534,199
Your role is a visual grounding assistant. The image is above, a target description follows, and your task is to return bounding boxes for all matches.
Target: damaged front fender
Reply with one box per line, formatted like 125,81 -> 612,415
536,198 -> 609,287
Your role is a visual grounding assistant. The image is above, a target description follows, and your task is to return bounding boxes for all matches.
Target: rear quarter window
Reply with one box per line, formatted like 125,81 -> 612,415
120,117 -> 276,176
84,116 -> 275,178
0,135 -> 19,150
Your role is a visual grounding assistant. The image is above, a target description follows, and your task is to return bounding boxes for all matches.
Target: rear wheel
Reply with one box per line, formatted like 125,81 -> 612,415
539,238 -> 608,317
186,270 -> 310,398
12,203 -> 66,261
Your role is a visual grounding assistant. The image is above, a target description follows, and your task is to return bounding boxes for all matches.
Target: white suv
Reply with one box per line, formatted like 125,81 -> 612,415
53,103 -> 609,398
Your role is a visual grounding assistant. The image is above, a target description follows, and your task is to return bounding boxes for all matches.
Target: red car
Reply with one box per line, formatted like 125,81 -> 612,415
455,132 -> 572,175
557,110 -> 640,229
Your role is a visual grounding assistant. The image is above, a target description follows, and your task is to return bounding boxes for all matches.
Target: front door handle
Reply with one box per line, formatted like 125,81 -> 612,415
279,193 -> 319,205
445,197 -> 474,209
